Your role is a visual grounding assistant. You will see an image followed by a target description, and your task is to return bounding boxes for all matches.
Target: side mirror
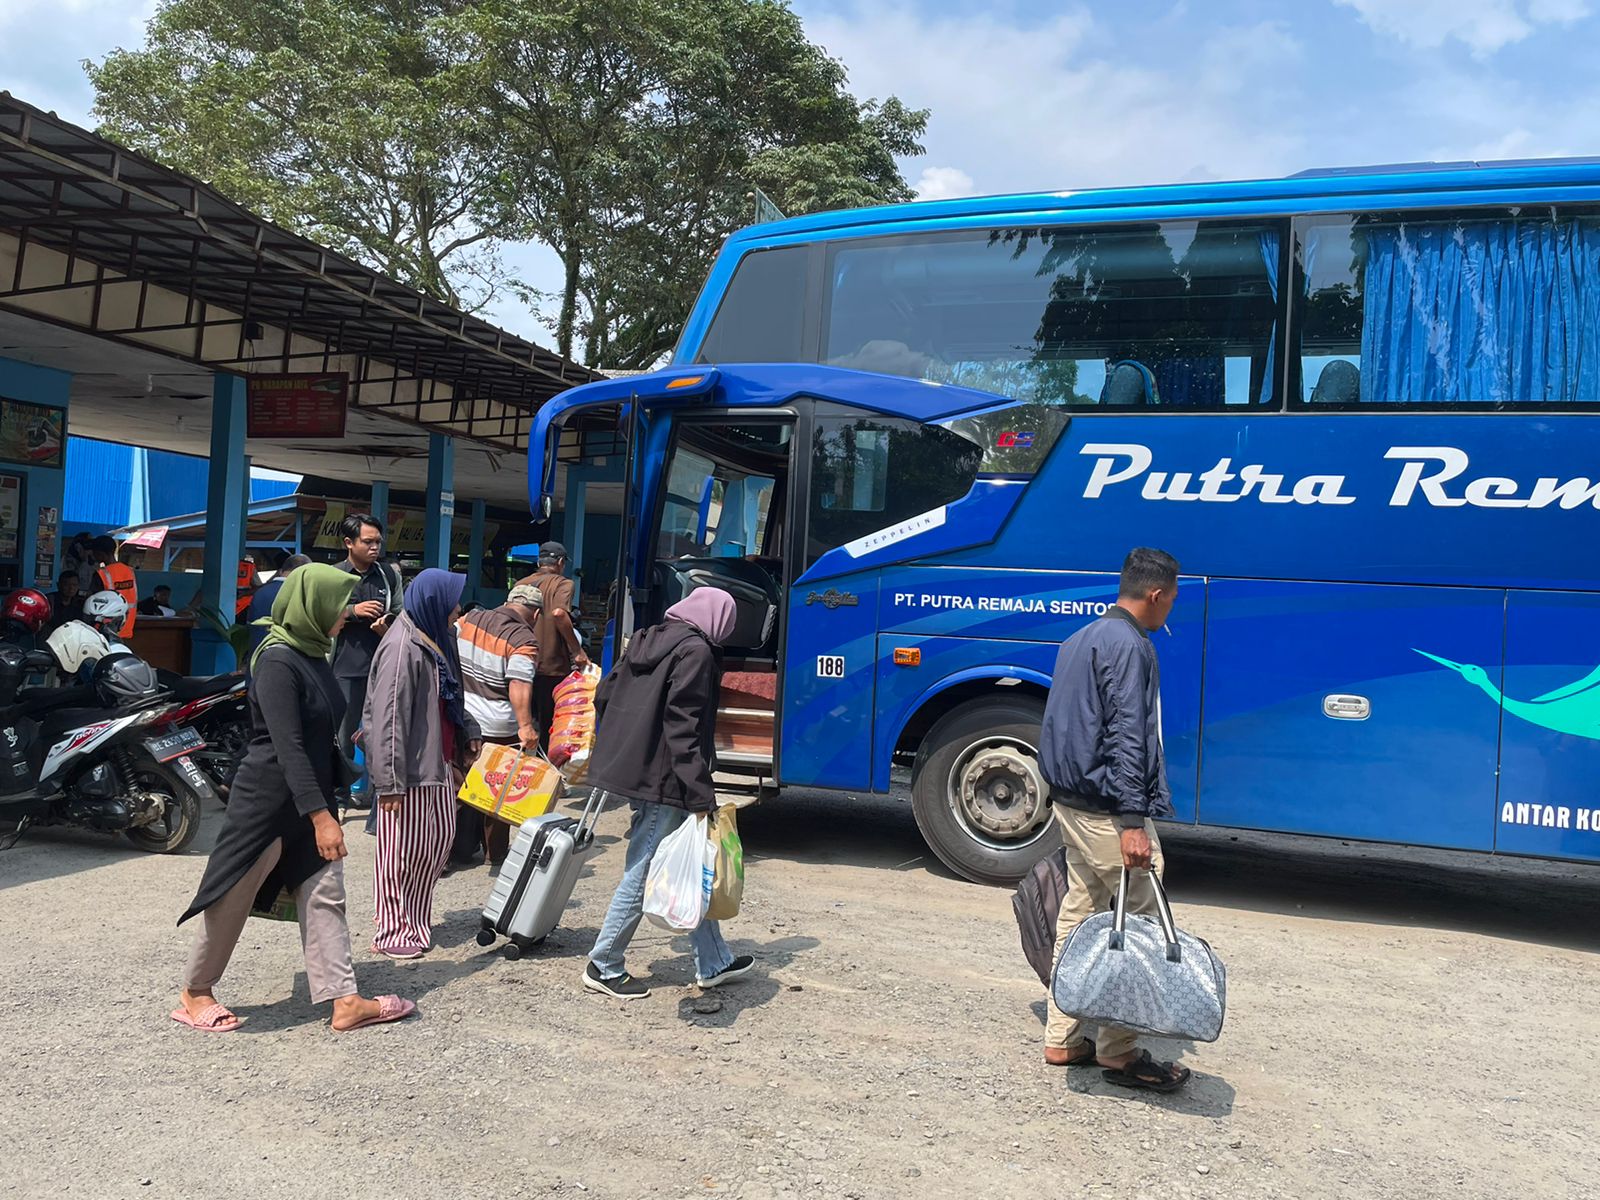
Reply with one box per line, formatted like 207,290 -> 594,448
536,495 -> 553,521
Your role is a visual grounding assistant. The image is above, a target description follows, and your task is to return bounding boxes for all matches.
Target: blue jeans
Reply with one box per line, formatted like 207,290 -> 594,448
589,801 -> 733,980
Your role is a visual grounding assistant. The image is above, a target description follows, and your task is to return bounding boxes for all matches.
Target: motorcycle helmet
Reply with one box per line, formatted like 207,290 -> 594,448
46,621 -> 113,676
1,588 -> 52,634
84,590 -> 129,633
92,652 -> 161,707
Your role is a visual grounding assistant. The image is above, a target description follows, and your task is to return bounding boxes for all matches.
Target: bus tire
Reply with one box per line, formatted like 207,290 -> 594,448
910,697 -> 1054,886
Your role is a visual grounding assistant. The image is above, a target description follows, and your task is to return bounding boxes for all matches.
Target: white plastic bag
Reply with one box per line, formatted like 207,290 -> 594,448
644,813 -> 714,931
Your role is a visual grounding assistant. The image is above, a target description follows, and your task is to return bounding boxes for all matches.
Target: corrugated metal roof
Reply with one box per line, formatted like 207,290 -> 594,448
65,436 -> 308,527
64,437 -> 137,527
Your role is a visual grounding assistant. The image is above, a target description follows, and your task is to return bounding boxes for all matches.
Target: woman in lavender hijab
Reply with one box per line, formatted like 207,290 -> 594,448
581,587 -> 755,1000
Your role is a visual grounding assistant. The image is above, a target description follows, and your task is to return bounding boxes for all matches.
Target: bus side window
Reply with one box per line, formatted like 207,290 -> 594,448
1296,207 -> 1600,406
806,415 -> 981,566
821,221 -> 1282,409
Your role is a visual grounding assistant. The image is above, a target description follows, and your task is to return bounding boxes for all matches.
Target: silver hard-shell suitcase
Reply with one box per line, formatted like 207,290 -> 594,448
477,788 -> 606,959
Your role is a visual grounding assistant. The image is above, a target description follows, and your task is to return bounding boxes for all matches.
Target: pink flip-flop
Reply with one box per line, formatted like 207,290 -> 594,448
334,994 -> 417,1033
170,1002 -> 241,1032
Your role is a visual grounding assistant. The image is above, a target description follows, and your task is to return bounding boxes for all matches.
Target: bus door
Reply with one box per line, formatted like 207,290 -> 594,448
645,414 -> 796,780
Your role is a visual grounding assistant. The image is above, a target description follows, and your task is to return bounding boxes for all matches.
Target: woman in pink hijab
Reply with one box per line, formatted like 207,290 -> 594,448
581,587 -> 754,1000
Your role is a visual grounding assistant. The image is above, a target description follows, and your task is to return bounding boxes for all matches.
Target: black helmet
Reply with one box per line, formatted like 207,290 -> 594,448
92,652 -> 161,707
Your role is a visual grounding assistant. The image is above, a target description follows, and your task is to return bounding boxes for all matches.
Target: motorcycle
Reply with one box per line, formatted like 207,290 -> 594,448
0,647 -> 216,854
155,670 -> 249,804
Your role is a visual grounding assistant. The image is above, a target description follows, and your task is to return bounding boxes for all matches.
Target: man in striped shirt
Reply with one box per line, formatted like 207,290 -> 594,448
452,583 -> 543,868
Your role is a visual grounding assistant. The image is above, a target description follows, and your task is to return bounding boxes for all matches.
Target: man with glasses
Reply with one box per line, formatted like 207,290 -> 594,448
334,513 -> 403,811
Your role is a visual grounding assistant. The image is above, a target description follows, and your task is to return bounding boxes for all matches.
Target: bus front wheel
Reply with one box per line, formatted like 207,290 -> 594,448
911,697 -> 1055,886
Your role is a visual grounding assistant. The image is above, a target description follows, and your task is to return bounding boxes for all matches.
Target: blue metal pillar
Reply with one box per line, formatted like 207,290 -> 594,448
564,468 -> 587,603
423,433 -> 455,570
467,498 -> 486,601
369,480 -> 390,529
240,453 -> 253,562
194,373 -> 247,675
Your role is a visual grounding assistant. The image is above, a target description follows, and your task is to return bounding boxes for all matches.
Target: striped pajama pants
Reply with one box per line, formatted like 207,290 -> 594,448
372,783 -> 455,953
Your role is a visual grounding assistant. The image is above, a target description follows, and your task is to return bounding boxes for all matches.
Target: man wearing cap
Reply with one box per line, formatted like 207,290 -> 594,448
452,583 -> 545,868
514,543 -> 589,753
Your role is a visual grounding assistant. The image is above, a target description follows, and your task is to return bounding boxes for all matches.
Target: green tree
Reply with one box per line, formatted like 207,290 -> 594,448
89,0 -> 927,363
88,0 -> 524,312
457,0 -> 927,366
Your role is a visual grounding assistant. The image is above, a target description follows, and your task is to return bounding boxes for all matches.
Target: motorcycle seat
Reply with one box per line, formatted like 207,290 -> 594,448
159,671 -> 244,701
12,684 -> 98,714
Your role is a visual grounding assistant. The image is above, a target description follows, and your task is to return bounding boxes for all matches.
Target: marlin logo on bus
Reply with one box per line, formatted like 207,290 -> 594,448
1081,444 -> 1600,509
1415,650 -> 1600,741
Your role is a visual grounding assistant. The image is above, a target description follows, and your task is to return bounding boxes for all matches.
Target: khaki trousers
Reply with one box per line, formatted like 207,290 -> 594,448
1043,805 -> 1165,1060
184,838 -> 359,1004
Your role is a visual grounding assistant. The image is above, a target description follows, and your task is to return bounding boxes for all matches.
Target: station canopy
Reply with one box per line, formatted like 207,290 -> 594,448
0,93 -> 600,507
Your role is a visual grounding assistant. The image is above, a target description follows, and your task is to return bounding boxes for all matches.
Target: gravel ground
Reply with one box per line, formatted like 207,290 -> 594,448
3,788 -> 1597,1200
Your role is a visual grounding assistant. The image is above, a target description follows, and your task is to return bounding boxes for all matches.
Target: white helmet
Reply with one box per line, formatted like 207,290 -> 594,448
84,590 -> 129,631
46,620 -> 114,675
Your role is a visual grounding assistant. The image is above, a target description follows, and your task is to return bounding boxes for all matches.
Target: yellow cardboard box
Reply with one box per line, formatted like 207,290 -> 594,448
458,744 -> 565,825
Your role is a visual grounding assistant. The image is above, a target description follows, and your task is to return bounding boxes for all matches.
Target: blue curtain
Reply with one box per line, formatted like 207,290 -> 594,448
1361,218 -> 1600,403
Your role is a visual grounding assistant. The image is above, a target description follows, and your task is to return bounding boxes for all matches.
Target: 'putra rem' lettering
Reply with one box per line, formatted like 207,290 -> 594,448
1079,443 -> 1600,510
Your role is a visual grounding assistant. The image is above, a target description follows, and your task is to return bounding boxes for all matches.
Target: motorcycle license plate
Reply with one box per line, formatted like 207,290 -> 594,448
145,728 -> 206,762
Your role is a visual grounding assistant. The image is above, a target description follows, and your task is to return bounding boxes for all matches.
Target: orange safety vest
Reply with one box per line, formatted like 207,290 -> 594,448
235,560 -> 257,618
97,562 -> 138,638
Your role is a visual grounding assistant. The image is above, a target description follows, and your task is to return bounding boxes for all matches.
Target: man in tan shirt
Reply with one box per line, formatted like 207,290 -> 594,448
515,542 -> 589,751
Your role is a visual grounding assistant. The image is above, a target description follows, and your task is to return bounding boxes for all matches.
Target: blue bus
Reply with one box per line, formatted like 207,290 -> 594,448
531,159 -> 1600,884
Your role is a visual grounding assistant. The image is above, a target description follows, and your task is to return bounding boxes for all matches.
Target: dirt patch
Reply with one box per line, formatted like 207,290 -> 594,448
3,789 -> 1597,1199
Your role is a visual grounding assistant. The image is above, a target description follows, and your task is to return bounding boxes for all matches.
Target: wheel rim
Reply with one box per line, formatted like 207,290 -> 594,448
944,735 -> 1052,853
131,770 -> 188,844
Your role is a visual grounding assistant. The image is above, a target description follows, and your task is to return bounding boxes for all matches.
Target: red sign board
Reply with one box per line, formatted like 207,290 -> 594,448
123,526 -> 169,550
246,373 -> 349,439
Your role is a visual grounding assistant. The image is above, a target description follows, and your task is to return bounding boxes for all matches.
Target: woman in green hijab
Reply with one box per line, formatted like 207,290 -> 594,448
174,564 -> 416,1033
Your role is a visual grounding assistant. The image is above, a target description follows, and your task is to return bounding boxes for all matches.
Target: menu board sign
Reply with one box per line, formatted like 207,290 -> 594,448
246,373 -> 349,439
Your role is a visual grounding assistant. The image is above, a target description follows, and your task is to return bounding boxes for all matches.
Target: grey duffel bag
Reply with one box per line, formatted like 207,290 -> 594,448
1050,868 -> 1226,1043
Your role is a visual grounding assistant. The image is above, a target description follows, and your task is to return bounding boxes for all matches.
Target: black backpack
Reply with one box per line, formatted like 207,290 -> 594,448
1012,847 -> 1070,986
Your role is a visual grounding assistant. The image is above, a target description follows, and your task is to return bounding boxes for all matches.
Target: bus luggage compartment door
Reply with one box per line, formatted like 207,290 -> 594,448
1198,579 -> 1503,851
780,574 -> 881,790
1495,591 -> 1600,862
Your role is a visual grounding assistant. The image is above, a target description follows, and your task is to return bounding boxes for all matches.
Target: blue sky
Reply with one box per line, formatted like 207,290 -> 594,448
2,0 -> 1596,340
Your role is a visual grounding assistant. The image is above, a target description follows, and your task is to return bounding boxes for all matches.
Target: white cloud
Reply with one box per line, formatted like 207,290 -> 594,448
0,0 -> 152,36
1334,0 -> 1589,56
1199,20 -> 1304,94
913,166 -> 976,201
801,4 -> 1307,196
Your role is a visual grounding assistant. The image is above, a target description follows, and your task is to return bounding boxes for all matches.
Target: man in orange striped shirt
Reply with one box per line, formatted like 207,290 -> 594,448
451,583 -> 543,868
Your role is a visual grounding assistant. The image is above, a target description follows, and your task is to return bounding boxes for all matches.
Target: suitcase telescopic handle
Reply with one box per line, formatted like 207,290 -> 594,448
573,787 -> 607,844
1109,867 -> 1183,963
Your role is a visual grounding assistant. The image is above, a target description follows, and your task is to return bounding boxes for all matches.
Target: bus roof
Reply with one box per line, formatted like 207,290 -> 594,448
728,157 -> 1600,247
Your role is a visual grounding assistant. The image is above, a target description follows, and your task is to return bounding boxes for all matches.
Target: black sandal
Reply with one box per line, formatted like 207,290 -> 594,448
1100,1050 -> 1191,1093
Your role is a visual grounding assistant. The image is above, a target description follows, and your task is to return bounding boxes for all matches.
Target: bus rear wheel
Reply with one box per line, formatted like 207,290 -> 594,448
911,697 -> 1055,886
